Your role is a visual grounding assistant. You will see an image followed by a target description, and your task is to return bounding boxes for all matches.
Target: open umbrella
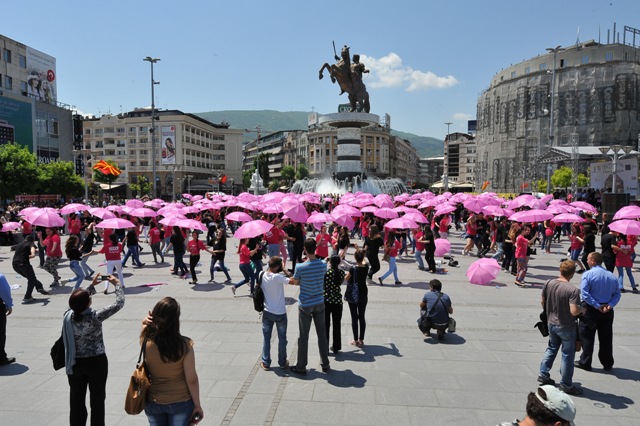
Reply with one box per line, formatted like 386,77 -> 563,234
23,209 -> 65,228
1,222 -> 21,232
18,207 -> 40,217
402,212 -> 428,223
509,209 -> 554,223
225,212 -> 253,223
125,199 -> 145,208
482,205 -> 513,218
60,203 -> 90,215
331,213 -> 356,229
374,207 -> 399,219
570,201 -> 597,213
463,198 -> 488,214
95,218 -> 136,229
307,212 -> 334,224
128,208 -> 158,218
159,216 -> 183,227
283,204 -> 309,223
384,217 -> 418,230
552,213 -> 585,223
234,220 -> 274,239
466,258 -> 501,285
88,207 -> 116,220
434,238 -> 451,257
262,204 -> 284,214
608,219 -> 640,236
613,205 -> 640,221
175,219 -> 207,232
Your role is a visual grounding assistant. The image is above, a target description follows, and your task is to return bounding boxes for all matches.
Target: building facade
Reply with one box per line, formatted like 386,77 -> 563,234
476,33 -> 640,193
0,34 -> 73,163
419,156 -> 445,186
444,132 -> 477,190
82,109 -> 243,198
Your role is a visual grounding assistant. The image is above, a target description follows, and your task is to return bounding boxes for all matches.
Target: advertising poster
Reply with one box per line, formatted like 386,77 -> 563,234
161,126 -> 176,165
26,47 -> 57,103
590,157 -> 638,194
0,96 -> 34,147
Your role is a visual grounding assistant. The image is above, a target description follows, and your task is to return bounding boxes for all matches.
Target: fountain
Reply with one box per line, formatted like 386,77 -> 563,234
290,176 -> 407,195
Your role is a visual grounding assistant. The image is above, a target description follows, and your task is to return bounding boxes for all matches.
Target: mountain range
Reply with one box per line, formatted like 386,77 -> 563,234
195,110 -> 443,158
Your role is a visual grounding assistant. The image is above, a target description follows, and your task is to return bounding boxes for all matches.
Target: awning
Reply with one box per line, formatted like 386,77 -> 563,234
452,182 -> 474,188
99,183 -> 127,191
430,181 -> 444,189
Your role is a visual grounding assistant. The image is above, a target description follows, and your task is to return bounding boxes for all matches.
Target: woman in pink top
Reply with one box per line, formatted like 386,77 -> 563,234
89,233 -> 124,293
187,231 -> 214,285
232,238 -> 258,296
39,227 -> 63,286
613,233 -> 637,292
514,226 -> 531,286
315,225 -> 331,260
378,231 -> 402,286
568,225 -> 586,272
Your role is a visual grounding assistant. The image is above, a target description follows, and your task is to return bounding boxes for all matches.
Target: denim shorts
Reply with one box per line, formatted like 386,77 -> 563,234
145,398 -> 194,426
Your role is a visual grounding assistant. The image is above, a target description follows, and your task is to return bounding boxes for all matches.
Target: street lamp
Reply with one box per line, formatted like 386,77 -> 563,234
598,145 -> 633,193
444,122 -> 452,192
545,46 -> 562,148
186,174 -> 194,194
143,56 -> 160,198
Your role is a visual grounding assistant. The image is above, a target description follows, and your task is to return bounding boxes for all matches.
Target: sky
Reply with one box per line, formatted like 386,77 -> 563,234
5,0 -> 638,139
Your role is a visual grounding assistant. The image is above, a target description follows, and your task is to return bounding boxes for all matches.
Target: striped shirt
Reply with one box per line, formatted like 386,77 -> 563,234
294,258 -> 326,308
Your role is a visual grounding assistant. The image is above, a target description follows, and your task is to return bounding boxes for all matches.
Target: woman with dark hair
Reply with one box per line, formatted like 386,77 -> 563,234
187,231 -> 213,285
140,297 -> 203,425
337,226 -> 350,260
232,238 -> 258,296
87,233 -> 124,293
378,230 -> 402,286
209,228 -> 233,283
65,235 -> 86,289
165,226 -> 188,277
363,224 -> 383,282
346,249 -> 370,347
514,226 -> 532,286
64,274 -> 124,426
422,226 -> 437,273
581,225 -> 596,271
79,223 -> 96,278
324,255 -> 344,353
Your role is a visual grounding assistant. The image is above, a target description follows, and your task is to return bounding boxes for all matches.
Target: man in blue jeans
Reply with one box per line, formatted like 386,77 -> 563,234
538,260 -> 586,396
289,238 -> 330,374
260,256 -> 292,370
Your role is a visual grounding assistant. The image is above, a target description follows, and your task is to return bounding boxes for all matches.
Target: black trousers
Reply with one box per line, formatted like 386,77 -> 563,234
367,253 -> 380,278
68,353 -> 108,426
0,299 -> 7,361
424,249 -> 436,273
12,262 -> 44,299
348,296 -> 368,341
603,256 -> 615,273
189,255 -> 200,282
325,302 -> 343,351
578,305 -> 614,369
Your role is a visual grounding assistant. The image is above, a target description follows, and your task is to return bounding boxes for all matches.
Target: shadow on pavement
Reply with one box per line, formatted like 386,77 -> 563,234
0,363 -> 29,376
123,285 -> 155,295
281,367 -> 367,388
423,333 -> 466,345
192,283 -> 224,292
606,367 -> 640,382
577,385 -> 635,410
333,343 -> 402,363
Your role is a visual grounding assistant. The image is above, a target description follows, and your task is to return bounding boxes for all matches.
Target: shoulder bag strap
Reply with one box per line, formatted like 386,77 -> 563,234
428,292 -> 444,317
137,338 -> 148,367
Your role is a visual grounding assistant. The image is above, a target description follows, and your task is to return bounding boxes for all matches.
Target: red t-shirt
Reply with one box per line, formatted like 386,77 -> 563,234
69,219 -> 81,235
44,234 -> 62,257
99,242 -> 123,261
239,244 -> 251,264
265,228 -> 282,245
149,228 -> 161,245
386,239 -> 402,257
414,231 -> 426,251
22,221 -> 32,235
616,239 -> 633,268
515,235 -> 529,259
316,233 -> 330,258
569,235 -> 583,250
187,239 -> 207,255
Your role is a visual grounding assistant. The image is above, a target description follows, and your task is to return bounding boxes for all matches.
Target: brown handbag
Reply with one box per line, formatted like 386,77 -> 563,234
124,338 -> 151,415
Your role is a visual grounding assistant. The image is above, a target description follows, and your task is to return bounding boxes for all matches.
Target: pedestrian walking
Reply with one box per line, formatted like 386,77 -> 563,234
0,273 -> 15,366
39,227 -> 63,287
364,224 -> 383,281
379,230 -> 402,286
64,236 -> 86,290
260,256 -> 292,370
12,235 -> 49,302
324,255 -> 344,354
187,231 -> 214,285
209,228 -> 232,283
346,249 -> 369,347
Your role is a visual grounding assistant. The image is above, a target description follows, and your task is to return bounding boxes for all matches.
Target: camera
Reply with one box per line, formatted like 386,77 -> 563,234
99,275 -> 111,282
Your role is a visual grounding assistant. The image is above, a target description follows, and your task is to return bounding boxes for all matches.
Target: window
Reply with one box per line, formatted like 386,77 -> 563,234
511,71 -> 516,78
524,66 -> 530,74
539,63 -> 547,71
116,127 -> 125,133
0,74 -> 2,87
560,59 -> 565,68
4,76 -> 12,90
129,127 -> 136,132
85,129 -> 91,135
19,54 -> 26,68
3,49 -> 11,63
20,80 -> 27,94
605,51 -> 614,61
581,54 -> 589,64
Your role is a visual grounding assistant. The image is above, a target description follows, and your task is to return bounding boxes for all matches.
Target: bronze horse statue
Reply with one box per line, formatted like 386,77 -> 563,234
319,45 -> 370,113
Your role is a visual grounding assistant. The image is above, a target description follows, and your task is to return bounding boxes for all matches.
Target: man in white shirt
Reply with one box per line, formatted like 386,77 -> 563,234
260,256 -> 292,370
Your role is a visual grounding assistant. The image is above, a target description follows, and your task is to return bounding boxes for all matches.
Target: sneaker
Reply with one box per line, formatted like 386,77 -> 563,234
620,288 -> 626,293
280,360 -> 290,369
208,278 -> 215,283
87,271 -> 95,278
633,288 -> 639,294
260,361 -> 270,371
49,281 -> 60,288
231,286 -> 236,296
394,281 -> 403,285
289,366 -> 307,375
537,375 -> 555,385
224,279 -> 232,284
378,278 -> 384,286
574,361 -> 592,371
22,297 -> 36,303
321,365 -> 330,373
559,384 -> 583,396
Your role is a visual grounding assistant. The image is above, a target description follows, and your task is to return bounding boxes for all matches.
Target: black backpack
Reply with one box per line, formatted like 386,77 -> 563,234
253,271 -> 265,312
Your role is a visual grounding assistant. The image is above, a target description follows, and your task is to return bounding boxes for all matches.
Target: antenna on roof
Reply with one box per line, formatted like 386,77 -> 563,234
575,26 -> 581,50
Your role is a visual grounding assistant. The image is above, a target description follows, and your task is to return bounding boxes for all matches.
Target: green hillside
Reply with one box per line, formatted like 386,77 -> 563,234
195,110 -> 443,158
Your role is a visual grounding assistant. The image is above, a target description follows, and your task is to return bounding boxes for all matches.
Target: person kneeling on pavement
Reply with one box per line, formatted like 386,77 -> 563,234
418,279 -> 453,340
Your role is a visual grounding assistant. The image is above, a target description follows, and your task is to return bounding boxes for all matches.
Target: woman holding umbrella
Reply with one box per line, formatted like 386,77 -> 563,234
232,238 -> 259,296
209,228 -> 233,283
378,230 -> 402,286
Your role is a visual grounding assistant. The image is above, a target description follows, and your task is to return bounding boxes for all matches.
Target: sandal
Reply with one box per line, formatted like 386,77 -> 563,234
350,340 -> 358,346
356,340 -> 364,347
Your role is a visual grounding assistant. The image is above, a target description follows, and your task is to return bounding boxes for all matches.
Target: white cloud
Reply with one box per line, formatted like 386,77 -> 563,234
453,112 -> 472,121
361,53 -> 458,92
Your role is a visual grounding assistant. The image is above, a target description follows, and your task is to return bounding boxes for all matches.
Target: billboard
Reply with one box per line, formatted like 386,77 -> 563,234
590,157 -> 638,194
161,125 -> 176,165
26,47 -> 57,103
0,96 -> 34,148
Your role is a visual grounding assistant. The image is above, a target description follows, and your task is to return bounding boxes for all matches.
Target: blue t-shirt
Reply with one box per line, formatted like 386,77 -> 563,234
421,290 -> 451,326
294,258 -> 326,308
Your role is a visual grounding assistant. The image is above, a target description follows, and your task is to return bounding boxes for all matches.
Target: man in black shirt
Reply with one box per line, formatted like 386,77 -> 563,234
12,236 -> 49,302
600,231 -> 616,272
492,217 -> 507,261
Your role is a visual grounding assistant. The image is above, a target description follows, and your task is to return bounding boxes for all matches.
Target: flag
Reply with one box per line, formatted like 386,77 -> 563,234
220,174 -> 228,184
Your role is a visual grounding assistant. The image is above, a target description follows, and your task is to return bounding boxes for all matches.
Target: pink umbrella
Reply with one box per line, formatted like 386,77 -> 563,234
333,205 -> 362,217
175,219 -> 207,232
181,193 -> 193,200
262,204 -> 284,214
23,210 -> 65,228
482,205 -> 513,218
106,205 -> 124,213
192,195 -> 204,201
463,198 -> 488,214
613,205 -> 640,221
307,212 -> 334,224
283,204 -> 309,223
331,213 -> 355,229
225,212 -> 253,223
384,217 -> 418,229
1,222 -> 21,232
60,203 -> 90,215
402,212 -> 428,223
546,204 -> 574,215
374,207 -> 399,219
434,204 -> 456,216
18,207 -> 40,217
466,258 -> 501,285
95,218 -> 136,229
234,220 -> 274,239
608,219 -> 640,236
552,213 -> 585,223
129,208 -> 158,218
159,216 -> 183,227
570,201 -> 597,213
434,238 -> 451,257
89,207 -> 116,220
509,209 -> 554,223
125,199 -> 145,208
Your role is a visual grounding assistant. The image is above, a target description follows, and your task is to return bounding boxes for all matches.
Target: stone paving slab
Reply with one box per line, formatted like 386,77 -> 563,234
1,231 -> 639,425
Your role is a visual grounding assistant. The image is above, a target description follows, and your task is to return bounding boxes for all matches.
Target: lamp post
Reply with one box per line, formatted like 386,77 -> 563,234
143,56 -> 160,198
598,145 -> 633,193
186,174 -> 193,195
545,46 -> 562,148
229,178 -> 235,195
444,122 -> 452,191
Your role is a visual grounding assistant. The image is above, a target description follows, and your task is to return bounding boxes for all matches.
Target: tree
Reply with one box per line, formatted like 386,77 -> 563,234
536,179 -> 547,193
296,164 -> 309,180
281,165 -> 295,183
551,166 -> 573,189
243,168 -> 254,190
0,144 -> 39,203
37,161 -> 84,197
92,159 -> 120,187
577,173 -> 589,188
129,175 -> 151,198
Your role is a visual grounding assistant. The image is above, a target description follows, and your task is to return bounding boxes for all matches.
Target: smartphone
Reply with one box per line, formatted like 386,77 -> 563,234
190,413 -> 201,424
99,276 -> 110,282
